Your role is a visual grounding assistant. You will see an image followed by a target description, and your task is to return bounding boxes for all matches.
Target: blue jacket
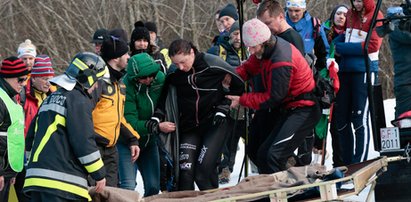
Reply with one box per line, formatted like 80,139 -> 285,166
286,11 -> 329,55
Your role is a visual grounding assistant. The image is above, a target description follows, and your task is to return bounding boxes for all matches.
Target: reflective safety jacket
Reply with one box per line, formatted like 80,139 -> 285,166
23,86 -> 106,201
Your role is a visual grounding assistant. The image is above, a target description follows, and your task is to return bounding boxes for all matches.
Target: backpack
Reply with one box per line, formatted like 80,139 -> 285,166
312,17 -> 321,40
307,17 -> 336,111
304,52 -> 336,112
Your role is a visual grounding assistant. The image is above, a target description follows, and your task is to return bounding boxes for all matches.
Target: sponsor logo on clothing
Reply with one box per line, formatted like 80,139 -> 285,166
180,162 -> 192,170
180,143 -> 196,150
180,154 -> 189,160
198,145 -> 208,164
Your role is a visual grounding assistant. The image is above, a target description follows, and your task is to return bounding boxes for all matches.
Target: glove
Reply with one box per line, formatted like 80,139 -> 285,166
326,58 -> 339,72
145,118 -> 159,134
213,112 -> 227,126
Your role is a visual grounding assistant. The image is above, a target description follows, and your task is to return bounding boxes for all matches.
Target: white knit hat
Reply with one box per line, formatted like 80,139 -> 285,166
242,18 -> 272,47
17,39 -> 37,58
286,0 -> 306,9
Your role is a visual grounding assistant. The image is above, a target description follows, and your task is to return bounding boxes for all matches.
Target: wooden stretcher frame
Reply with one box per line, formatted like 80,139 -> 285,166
210,156 -> 403,202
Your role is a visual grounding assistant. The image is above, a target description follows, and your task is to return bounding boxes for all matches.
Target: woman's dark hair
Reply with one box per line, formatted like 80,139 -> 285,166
168,39 -> 199,57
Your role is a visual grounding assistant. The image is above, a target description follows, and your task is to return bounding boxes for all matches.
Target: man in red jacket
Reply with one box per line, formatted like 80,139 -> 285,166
226,18 -> 321,173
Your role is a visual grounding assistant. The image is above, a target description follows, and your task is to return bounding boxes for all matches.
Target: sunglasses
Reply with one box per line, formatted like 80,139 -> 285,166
17,77 -> 28,83
138,72 -> 157,80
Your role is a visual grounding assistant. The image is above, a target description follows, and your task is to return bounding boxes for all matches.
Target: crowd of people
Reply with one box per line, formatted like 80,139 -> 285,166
0,0 -> 384,201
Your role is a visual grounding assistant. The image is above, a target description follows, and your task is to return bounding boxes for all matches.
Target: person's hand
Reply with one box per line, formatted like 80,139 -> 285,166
145,119 -> 159,134
94,178 -> 106,193
0,176 -> 4,191
326,58 -> 339,72
159,121 -> 176,133
226,95 -> 240,109
213,112 -> 226,126
10,177 -> 15,185
130,145 -> 140,163
222,74 -> 232,92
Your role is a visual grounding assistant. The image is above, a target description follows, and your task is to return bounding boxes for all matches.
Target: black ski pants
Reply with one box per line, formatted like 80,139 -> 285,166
178,119 -> 228,191
255,104 -> 321,174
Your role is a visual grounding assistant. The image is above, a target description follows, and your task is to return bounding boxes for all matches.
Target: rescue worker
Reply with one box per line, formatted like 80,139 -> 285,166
23,52 -> 107,201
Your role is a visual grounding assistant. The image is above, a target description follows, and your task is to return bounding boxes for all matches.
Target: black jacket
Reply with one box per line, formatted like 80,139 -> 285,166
24,85 -> 106,201
158,53 -> 244,132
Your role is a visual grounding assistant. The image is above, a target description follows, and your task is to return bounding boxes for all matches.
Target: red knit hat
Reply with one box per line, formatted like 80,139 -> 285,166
31,55 -> 54,77
0,56 -> 29,78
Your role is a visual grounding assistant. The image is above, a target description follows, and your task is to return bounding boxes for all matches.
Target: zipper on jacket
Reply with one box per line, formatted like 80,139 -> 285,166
113,83 -> 120,146
145,87 -> 154,148
190,68 -> 200,126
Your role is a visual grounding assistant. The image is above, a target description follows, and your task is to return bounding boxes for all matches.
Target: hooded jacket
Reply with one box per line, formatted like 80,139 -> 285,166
124,56 -> 165,149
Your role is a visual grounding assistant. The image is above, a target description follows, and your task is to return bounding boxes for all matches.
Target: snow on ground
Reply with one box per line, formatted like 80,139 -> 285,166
136,99 -> 397,201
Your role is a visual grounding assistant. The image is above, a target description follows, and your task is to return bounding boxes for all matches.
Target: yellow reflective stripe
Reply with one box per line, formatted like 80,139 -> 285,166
87,76 -> 94,87
24,178 -> 91,201
84,158 -> 104,173
72,58 -> 88,70
33,114 -> 66,162
95,66 -> 107,78
34,117 -> 38,133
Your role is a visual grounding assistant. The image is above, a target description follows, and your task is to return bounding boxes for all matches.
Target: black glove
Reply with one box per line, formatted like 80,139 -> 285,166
145,119 -> 159,134
213,112 -> 227,126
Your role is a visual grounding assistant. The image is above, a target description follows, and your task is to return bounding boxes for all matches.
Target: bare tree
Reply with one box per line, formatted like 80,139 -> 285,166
0,0 -> 396,98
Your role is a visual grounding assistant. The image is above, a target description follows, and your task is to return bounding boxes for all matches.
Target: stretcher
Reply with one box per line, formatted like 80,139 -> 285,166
211,156 -> 402,202
90,156 -> 405,202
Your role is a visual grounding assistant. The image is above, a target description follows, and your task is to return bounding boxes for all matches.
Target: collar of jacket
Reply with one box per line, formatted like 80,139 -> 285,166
107,64 -> 125,83
191,52 -> 208,72
262,36 -> 278,60
0,77 -> 18,98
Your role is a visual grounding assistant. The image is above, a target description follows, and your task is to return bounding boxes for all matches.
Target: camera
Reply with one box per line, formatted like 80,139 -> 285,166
376,0 -> 411,37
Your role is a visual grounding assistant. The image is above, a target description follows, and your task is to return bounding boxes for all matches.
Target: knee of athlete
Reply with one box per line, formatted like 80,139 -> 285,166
179,153 -> 193,171
337,123 -> 348,131
266,151 -> 289,170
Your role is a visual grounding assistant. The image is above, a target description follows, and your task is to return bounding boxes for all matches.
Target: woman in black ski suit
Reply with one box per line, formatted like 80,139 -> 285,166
150,39 -> 244,191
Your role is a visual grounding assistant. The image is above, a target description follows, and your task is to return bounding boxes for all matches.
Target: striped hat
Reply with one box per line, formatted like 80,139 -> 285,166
17,39 -> 37,58
32,55 -> 54,77
0,56 -> 29,78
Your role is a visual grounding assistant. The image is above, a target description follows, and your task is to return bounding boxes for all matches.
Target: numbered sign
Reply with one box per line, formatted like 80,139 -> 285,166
380,127 -> 401,151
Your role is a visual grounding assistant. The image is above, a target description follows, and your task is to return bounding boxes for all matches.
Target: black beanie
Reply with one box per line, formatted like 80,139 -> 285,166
100,35 -> 129,60
110,28 -> 128,42
219,4 -> 238,20
130,21 -> 151,54
144,22 -> 157,34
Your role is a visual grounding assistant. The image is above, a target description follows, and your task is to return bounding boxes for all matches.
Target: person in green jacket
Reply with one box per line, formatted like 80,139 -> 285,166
118,53 -> 175,196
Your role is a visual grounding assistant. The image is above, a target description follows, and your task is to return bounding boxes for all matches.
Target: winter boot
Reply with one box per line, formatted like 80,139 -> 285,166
218,167 -> 231,184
